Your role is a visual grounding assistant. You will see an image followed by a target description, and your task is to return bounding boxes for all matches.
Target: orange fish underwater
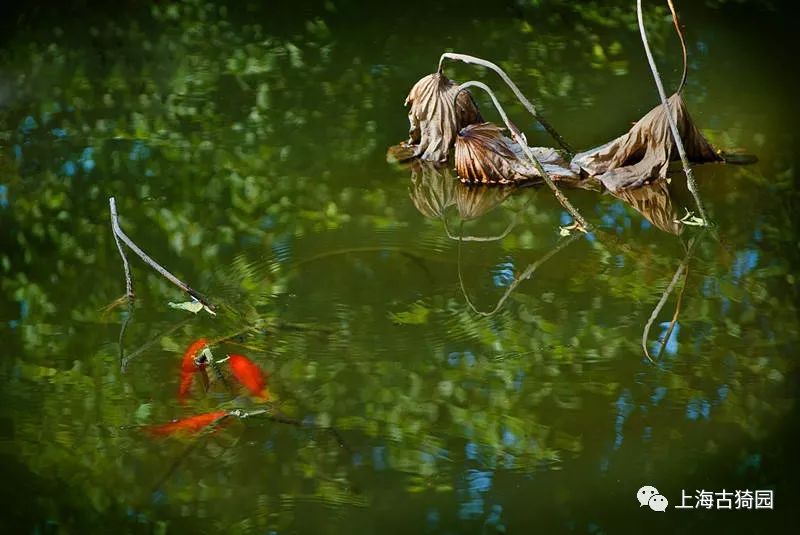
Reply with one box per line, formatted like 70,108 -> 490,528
147,410 -> 229,437
178,338 -> 210,402
228,354 -> 270,400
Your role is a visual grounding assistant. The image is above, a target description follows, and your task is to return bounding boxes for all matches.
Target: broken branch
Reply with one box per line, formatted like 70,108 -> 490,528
108,197 -> 215,312
109,197 -> 134,300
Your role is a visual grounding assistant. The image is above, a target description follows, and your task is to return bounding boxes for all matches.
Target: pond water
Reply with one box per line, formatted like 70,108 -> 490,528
0,0 -> 797,533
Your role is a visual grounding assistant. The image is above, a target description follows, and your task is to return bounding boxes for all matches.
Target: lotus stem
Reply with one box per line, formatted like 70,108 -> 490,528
109,197 -> 134,300
109,197 -> 215,311
457,81 -> 590,231
637,0 -> 709,225
667,0 -> 688,94
439,52 -> 574,156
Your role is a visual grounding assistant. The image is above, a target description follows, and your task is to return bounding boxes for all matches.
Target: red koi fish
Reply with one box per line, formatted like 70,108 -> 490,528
228,354 -> 270,400
147,410 -> 229,437
178,338 -> 210,402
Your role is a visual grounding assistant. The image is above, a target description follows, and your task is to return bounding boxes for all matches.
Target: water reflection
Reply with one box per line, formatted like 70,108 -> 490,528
611,179 -> 683,235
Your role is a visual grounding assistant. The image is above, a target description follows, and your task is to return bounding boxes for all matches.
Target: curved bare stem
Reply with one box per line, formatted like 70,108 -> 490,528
439,52 -> 574,156
666,0 -> 688,94
457,81 -> 590,231
109,197 -> 216,311
109,198 -> 134,300
637,0 -> 709,225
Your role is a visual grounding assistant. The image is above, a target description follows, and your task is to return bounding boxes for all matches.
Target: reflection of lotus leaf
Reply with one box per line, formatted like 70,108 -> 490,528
571,93 -> 721,191
613,179 -> 683,235
405,73 -> 483,163
407,159 -> 512,221
453,183 -> 513,221
408,160 -> 458,219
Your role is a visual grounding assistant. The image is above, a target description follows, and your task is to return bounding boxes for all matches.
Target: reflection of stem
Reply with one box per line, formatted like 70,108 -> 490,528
641,235 -> 699,363
637,1 -> 709,225
117,303 -> 134,364
228,407 -> 352,453
457,223 -> 581,316
148,413 -> 232,497
438,52 -> 574,156
457,81 -> 590,231
121,317 -> 193,373
109,197 -> 215,311
290,246 -> 428,270
441,213 -> 518,242
147,407 -> 351,499
655,265 -> 689,360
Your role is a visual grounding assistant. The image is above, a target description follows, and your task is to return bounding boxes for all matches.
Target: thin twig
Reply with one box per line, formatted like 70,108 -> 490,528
439,52 -> 574,156
457,223 -> 581,316
637,0 -> 709,225
457,81 -> 591,231
110,198 -> 134,299
666,0 -> 688,94
109,197 -> 215,311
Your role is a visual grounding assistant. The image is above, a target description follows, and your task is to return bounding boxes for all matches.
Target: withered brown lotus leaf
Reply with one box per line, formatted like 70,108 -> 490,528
405,73 -> 483,163
570,93 -> 720,192
613,179 -> 683,235
408,159 -> 458,219
454,122 -> 578,185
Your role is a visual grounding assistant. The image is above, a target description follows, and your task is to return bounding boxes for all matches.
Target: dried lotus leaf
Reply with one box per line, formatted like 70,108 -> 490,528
405,73 -> 483,163
571,93 -> 720,192
454,122 -> 578,185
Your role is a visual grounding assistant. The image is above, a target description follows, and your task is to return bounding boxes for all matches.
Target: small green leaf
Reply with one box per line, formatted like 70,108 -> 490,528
389,302 -> 430,325
168,300 -> 216,316
134,403 -> 152,424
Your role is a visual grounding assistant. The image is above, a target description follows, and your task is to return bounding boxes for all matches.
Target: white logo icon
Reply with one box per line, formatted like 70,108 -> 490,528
638,485 -> 669,511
